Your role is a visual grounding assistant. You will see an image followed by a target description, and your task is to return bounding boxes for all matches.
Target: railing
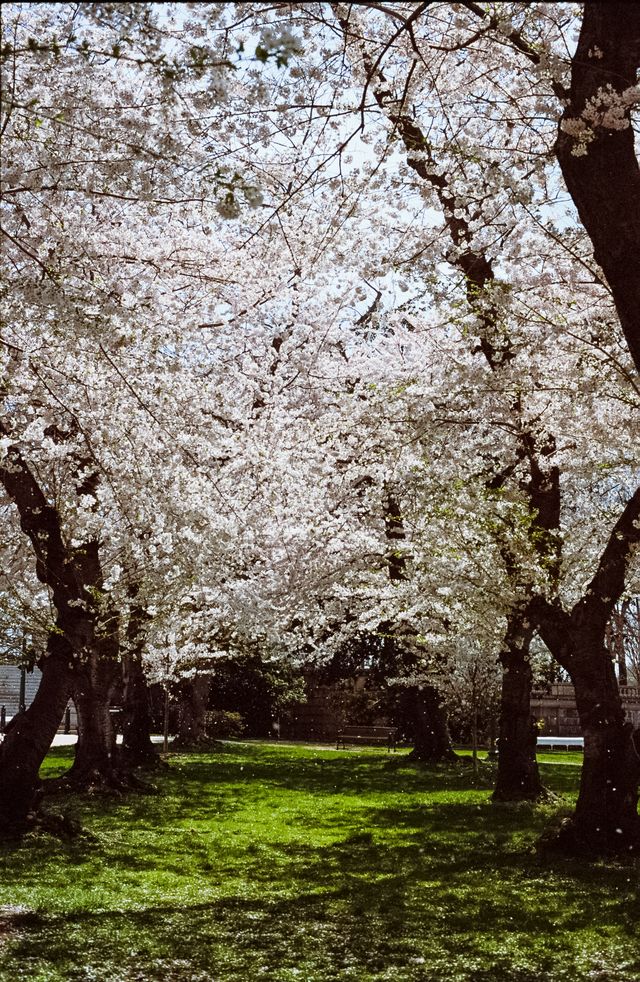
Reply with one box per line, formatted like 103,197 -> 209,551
620,686 -> 640,699
532,684 -> 639,703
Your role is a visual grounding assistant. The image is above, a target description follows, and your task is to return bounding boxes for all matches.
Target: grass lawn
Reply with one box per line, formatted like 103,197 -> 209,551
0,742 -> 638,981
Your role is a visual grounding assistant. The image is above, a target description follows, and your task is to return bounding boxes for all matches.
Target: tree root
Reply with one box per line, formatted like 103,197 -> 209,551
30,808 -> 98,842
0,808 -> 98,845
40,766 -> 158,797
118,746 -> 167,770
537,816 -> 640,859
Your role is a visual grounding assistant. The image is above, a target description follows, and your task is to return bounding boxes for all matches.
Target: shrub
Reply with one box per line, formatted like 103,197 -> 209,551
204,710 -> 245,739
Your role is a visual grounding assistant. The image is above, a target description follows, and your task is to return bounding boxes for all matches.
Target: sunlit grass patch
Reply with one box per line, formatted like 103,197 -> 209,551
0,742 -> 638,981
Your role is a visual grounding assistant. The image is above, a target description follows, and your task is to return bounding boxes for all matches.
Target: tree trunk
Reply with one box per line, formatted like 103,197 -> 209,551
493,618 -> 546,801
121,651 -> 157,765
66,653 -> 120,787
173,674 -> 211,748
409,684 -> 457,762
561,649 -> 640,855
555,3 -> 640,376
0,438 -> 134,801
0,637 -> 74,837
535,487 -> 640,855
120,597 -> 156,765
537,607 -> 640,855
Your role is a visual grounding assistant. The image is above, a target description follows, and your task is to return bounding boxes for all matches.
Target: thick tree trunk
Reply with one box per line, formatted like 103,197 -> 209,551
555,3 -> 640,375
561,650 -> 640,855
120,598 -> 156,765
537,607 -> 640,855
0,436 -> 135,805
409,684 -> 457,762
0,638 -> 74,837
173,674 -> 211,748
493,619 -> 546,801
121,652 -> 157,765
535,488 -> 640,855
66,653 -> 120,787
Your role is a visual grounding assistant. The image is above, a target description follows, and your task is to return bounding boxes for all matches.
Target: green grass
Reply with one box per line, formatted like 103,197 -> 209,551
0,742 -> 638,982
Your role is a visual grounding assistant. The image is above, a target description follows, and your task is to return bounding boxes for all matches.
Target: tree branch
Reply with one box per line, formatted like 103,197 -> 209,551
575,483 -> 640,635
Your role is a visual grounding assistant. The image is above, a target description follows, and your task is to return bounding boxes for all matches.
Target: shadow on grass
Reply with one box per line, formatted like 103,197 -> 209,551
167,744 -> 495,793
4,842 -> 638,982
37,740 -> 581,798
2,743 -> 637,982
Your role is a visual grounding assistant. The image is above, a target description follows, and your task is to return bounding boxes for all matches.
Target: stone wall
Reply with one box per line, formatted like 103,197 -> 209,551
531,684 -> 640,736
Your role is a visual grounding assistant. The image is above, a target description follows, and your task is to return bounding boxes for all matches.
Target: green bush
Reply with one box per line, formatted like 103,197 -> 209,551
203,709 -> 245,739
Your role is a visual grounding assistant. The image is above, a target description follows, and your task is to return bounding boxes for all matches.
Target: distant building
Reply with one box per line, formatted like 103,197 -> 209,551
283,678 -> 640,742
280,675 -> 388,742
531,683 -> 640,736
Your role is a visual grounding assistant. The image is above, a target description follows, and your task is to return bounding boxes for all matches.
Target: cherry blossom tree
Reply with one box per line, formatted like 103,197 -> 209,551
0,1 -> 286,828
2,2 -> 638,859
215,0 -> 640,851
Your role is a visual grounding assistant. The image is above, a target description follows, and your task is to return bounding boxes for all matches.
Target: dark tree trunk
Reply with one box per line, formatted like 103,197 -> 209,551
121,652 -> 156,765
338,4 -> 639,857
173,674 -> 211,748
561,646 -> 638,855
0,638 -> 74,837
555,3 -> 640,375
342,38 -> 560,789
66,651 -> 120,788
0,433 -> 131,806
537,615 -> 640,853
120,598 -> 156,765
409,684 -> 457,762
493,616 -> 546,801
534,487 -> 640,855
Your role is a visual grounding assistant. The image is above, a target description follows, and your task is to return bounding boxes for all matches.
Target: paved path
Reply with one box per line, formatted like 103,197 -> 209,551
50,734 -> 171,747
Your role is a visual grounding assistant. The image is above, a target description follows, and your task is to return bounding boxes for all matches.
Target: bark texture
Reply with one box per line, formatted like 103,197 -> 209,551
120,598 -> 157,765
121,653 -> 156,764
555,3 -> 640,375
493,614 -> 546,801
535,486 -> 640,855
539,627 -> 640,855
0,437 -> 123,821
173,674 -> 212,748
0,637 -> 74,837
67,652 -> 120,787
409,684 -> 457,763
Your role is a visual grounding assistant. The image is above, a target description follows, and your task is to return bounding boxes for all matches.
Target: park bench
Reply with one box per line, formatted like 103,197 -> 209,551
336,725 -> 398,752
537,736 -> 584,751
